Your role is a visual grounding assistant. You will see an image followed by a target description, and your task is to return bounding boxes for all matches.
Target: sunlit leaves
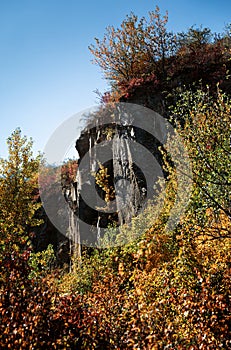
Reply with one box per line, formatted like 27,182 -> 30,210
0,128 -> 42,237
89,6 -> 175,89
168,87 -> 231,239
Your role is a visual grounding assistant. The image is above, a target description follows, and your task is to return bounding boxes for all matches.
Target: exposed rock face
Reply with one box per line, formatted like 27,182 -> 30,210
31,193 -> 70,267
66,103 -> 167,248
33,103 -> 167,261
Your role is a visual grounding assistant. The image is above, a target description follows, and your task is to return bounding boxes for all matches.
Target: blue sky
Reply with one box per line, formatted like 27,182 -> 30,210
1,0 -> 231,159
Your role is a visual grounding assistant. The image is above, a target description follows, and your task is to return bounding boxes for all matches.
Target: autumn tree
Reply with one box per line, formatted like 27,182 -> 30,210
89,6 -> 176,88
0,128 -> 41,249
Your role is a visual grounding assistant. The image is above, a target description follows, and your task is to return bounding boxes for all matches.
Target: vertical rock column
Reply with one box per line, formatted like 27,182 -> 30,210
112,126 -> 142,225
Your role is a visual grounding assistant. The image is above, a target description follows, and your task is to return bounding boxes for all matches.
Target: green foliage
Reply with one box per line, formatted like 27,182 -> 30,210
28,244 -> 56,279
168,86 -> 231,239
92,162 -> 115,203
0,128 -> 42,241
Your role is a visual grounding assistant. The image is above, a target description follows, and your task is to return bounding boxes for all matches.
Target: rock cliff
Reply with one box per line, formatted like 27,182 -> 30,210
65,103 -> 167,248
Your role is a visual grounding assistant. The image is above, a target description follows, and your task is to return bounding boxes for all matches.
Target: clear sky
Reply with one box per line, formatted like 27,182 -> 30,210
1,0 -> 231,159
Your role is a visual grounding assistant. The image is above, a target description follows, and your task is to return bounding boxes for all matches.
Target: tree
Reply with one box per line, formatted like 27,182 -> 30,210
177,26 -> 212,53
167,86 -> 231,240
0,128 -> 41,249
89,6 -> 176,88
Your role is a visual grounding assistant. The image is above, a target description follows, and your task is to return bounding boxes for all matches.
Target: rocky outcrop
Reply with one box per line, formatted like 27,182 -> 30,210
65,103 -> 167,248
31,190 -> 70,267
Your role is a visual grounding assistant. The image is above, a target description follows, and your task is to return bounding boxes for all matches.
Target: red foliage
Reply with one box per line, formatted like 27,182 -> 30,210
0,249 -> 111,349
